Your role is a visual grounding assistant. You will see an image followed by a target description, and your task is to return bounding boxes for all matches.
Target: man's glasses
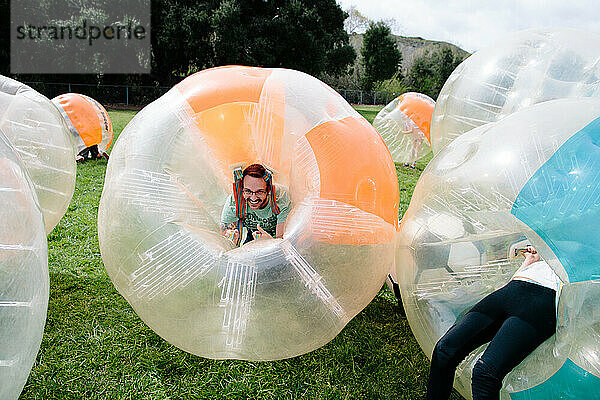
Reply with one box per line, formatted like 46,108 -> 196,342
243,188 -> 267,196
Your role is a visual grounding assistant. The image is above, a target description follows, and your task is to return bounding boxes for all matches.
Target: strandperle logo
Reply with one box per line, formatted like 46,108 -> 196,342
15,19 -> 146,46
11,0 -> 150,74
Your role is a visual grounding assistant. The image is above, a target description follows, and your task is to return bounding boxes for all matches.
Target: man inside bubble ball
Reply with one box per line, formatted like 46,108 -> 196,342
220,163 -> 291,246
427,245 -> 560,399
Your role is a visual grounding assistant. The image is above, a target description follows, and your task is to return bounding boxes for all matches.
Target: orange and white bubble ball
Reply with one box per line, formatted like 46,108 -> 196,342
52,93 -> 113,157
373,92 -> 435,164
98,66 -> 399,360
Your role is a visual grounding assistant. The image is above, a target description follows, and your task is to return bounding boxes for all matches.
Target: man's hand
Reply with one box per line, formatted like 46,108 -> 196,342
253,224 -> 273,240
221,223 -> 240,244
224,228 -> 240,244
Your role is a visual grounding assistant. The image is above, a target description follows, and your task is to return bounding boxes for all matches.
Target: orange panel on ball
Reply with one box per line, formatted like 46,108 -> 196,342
176,66 -> 272,115
306,117 -> 399,229
398,94 -> 435,143
54,94 -> 102,147
179,66 -> 287,175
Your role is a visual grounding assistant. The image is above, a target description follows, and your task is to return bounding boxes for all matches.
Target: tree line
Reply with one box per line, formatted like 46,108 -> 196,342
0,0 -> 466,100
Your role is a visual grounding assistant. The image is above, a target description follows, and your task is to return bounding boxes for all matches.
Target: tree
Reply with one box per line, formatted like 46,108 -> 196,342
407,55 -> 437,98
360,21 -> 401,91
150,0 -> 214,85
211,0 -> 355,77
408,46 -> 465,98
343,5 -> 370,34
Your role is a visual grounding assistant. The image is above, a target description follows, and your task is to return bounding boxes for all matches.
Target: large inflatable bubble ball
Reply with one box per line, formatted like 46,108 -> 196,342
0,130 -> 48,400
373,92 -> 435,163
397,98 -> 600,399
430,28 -> 600,154
52,93 -> 113,156
98,66 -> 399,360
0,75 -> 77,233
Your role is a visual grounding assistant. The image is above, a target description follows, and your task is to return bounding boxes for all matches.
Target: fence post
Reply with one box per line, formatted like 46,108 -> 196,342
68,83 -> 71,92
126,86 -> 129,105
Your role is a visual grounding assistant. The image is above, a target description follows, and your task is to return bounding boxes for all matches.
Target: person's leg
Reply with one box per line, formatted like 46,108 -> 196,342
471,283 -> 556,400
78,147 -> 90,160
427,311 -> 502,400
89,145 -> 100,159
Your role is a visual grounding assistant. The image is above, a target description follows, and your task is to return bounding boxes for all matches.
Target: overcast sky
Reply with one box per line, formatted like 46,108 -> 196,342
337,0 -> 600,52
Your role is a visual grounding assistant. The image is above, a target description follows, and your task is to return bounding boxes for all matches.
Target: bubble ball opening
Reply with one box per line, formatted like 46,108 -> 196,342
98,66 -> 399,360
0,75 -> 77,233
398,98 -> 600,399
0,130 -> 49,400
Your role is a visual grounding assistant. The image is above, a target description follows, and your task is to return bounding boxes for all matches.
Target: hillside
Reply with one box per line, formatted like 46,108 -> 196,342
349,33 -> 470,74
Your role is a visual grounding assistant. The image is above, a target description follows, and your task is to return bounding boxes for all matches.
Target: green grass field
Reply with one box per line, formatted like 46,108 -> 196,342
21,108 -> 460,400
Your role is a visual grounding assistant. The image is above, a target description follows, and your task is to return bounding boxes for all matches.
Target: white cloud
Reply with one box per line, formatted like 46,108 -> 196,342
338,0 -> 600,52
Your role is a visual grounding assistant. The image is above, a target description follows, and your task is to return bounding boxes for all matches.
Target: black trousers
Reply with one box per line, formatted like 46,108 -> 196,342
78,145 -> 100,159
427,280 -> 556,400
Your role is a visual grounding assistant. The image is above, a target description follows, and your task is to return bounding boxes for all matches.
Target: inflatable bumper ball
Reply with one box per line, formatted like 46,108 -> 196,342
373,92 -> 435,165
98,66 -> 399,360
0,130 -> 48,400
430,28 -> 600,154
52,93 -> 113,161
397,99 -> 600,399
0,75 -> 77,233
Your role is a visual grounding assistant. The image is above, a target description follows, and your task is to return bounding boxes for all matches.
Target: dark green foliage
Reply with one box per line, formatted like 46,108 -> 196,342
151,0 -> 215,84
407,47 -> 465,99
211,0 -> 355,77
1,1 -> 355,86
19,109 -> 464,399
360,22 -> 402,91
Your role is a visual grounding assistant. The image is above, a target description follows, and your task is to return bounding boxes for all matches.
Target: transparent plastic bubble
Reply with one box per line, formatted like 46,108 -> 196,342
98,66 -> 399,360
52,93 -> 113,154
374,92 -> 435,163
431,28 -> 600,155
397,99 -> 600,399
0,75 -> 77,233
0,130 -> 48,400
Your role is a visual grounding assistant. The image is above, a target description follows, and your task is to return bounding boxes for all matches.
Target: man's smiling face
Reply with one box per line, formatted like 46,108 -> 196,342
242,175 -> 269,210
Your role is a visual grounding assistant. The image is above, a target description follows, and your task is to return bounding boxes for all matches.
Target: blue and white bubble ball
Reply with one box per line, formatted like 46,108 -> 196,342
397,99 -> 600,399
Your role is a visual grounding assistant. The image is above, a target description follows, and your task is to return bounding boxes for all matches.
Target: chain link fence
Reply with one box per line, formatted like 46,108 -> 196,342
336,89 -> 402,106
25,81 -> 399,107
24,81 -> 170,107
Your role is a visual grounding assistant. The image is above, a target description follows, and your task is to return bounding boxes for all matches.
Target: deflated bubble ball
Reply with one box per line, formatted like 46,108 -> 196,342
98,66 -> 399,360
0,130 -> 48,400
0,75 -> 76,233
373,92 -> 435,163
430,28 -> 600,154
397,99 -> 600,399
52,93 -> 113,155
